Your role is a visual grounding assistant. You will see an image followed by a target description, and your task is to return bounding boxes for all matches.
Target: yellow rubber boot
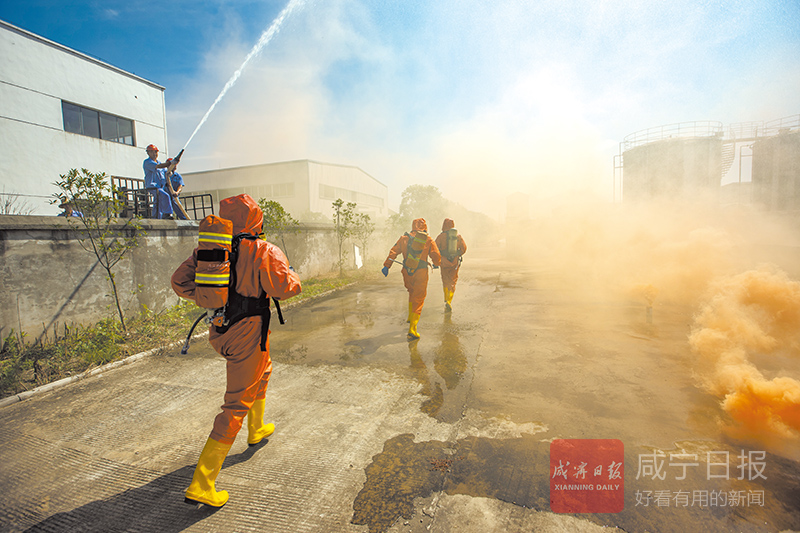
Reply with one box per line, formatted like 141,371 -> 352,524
247,398 -> 275,446
185,437 -> 232,507
408,312 -> 421,339
407,301 -> 413,323
444,288 -> 452,312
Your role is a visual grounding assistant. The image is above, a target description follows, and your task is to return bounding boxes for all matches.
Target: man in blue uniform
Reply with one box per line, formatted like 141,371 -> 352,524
166,160 -> 189,220
143,144 -> 175,219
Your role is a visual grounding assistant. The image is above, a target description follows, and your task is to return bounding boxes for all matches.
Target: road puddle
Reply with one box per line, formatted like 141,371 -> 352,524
351,433 -> 550,532
352,434 -> 800,533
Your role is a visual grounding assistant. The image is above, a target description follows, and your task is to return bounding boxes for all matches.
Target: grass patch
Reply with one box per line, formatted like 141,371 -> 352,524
1,319 -> 126,398
297,272 -> 360,299
0,269 -> 370,399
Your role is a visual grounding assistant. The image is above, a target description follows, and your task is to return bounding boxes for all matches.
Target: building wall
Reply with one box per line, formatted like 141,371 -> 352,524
622,137 -> 722,201
752,131 -> 800,211
0,20 -> 166,215
183,159 -> 389,221
181,160 -> 312,218
308,161 -> 388,219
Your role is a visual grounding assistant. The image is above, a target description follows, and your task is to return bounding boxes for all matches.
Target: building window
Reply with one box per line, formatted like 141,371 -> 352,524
62,101 -> 135,146
247,183 -> 295,199
320,184 -> 336,200
273,183 -> 294,198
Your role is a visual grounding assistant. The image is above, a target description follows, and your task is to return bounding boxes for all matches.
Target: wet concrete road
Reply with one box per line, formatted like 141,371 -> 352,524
1,245 -> 798,532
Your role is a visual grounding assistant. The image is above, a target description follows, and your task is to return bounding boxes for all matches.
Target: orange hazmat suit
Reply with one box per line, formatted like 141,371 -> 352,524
172,194 -> 302,445
434,218 -> 467,308
383,218 -> 441,338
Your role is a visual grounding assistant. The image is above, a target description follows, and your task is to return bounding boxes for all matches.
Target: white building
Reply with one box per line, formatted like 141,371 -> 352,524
0,19 -> 167,214
183,159 -> 390,221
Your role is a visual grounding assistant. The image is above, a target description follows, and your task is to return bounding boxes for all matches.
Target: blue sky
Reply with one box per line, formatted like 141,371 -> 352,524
2,0 -> 799,215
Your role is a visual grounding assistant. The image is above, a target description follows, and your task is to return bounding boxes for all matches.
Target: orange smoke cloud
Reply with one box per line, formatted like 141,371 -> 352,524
689,267 -> 800,459
631,283 -> 659,306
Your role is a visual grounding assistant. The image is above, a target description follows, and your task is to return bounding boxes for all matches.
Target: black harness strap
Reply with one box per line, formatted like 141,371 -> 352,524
197,248 -> 228,262
273,298 -> 285,324
183,234 -> 288,355
259,301 -> 271,352
214,233 -> 276,351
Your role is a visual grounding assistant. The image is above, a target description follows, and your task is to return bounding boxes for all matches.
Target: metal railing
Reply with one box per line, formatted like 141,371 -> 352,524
762,114 -> 800,137
621,121 -> 723,151
727,121 -> 763,140
181,194 -> 214,220
110,176 -> 145,192
111,176 -> 151,218
111,176 -> 212,220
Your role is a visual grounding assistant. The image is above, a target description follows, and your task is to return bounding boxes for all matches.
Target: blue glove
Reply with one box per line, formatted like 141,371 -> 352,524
381,266 -> 389,277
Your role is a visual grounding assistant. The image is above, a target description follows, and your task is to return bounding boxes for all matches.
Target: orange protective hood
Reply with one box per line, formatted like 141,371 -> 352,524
442,218 -> 454,231
411,218 -> 428,233
219,194 -> 263,235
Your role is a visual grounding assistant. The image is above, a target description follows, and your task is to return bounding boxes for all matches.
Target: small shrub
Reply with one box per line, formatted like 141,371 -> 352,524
0,273 -> 363,399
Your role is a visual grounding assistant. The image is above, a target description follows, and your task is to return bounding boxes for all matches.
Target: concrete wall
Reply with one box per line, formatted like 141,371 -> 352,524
0,216 -> 196,340
752,130 -> 800,211
623,137 -> 722,201
271,223 -> 349,276
0,20 -> 166,215
0,216 -> 355,341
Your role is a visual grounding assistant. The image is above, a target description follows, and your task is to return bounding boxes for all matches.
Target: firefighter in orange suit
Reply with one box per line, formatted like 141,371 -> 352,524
382,218 -> 442,339
435,218 -> 467,311
171,194 -> 301,507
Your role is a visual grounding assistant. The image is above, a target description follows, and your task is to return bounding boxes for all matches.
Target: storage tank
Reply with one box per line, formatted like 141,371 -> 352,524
752,117 -> 800,211
621,122 -> 723,202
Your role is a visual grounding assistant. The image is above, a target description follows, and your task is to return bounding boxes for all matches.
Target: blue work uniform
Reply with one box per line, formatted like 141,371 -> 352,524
169,171 -> 184,192
143,157 -> 166,189
143,157 -> 174,218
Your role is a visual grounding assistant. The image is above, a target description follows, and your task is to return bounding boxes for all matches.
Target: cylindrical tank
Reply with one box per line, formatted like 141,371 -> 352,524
623,136 -> 723,201
752,130 -> 800,211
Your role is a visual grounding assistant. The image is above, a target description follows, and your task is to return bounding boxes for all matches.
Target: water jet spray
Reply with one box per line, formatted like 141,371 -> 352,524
180,0 -> 306,154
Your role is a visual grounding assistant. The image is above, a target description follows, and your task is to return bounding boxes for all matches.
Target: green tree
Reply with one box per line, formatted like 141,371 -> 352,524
332,198 -> 357,276
390,184 -> 449,234
257,199 -> 300,261
52,169 -> 145,333
351,212 -> 375,266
